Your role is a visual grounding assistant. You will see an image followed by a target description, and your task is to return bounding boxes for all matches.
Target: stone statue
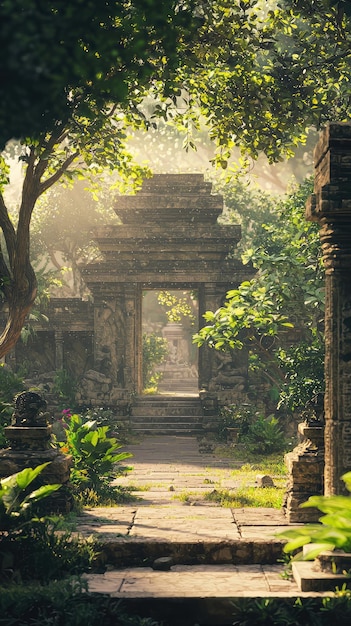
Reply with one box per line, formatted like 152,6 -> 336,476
11,391 -> 49,427
210,351 -> 246,391
305,393 -> 325,427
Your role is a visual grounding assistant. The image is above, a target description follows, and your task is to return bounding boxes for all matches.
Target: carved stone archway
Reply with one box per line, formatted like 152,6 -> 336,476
80,174 -> 254,410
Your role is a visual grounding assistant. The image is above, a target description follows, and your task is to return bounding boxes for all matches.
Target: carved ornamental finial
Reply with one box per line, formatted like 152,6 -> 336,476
11,391 -> 48,427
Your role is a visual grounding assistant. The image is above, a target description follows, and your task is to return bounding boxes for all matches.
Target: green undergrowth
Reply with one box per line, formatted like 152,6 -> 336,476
230,592 -> 351,626
73,485 -> 138,508
0,580 -> 162,625
205,485 -> 284,508
202,449 -> 288,508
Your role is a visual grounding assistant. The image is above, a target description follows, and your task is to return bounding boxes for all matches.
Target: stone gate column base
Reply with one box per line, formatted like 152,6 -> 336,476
283,423 -> 324,523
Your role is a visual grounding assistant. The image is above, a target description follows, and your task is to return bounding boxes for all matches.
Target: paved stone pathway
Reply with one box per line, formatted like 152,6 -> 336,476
78,436 -> 329,623
114,434 -> 247,505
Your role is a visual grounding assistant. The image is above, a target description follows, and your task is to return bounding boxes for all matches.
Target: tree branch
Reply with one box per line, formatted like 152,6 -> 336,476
38,151 -> 80,196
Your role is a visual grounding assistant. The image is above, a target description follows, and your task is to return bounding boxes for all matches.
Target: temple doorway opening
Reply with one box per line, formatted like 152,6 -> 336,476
142,289 -> 199,395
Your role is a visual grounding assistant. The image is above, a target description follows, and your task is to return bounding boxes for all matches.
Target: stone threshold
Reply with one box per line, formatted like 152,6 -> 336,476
75,505 -> 291,567
84,564 -> 333,626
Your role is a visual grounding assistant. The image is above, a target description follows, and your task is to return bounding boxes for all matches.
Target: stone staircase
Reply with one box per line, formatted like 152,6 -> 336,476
129,396 -> 204,436
79,506 -> 298,626
77,436 -> 318,625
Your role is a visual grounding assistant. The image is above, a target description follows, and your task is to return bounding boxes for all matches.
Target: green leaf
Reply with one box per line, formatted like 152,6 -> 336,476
282,536 -> 312,553
26,483 -> 61,502
301,543 -> 336,561
1,463 -> 50,491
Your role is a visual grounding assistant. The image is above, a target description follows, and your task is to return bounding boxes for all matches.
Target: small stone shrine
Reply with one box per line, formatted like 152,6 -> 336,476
0,392 -> 72,513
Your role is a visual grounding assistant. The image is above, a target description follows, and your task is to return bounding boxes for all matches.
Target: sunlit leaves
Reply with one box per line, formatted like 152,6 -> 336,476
158,290 -> 196,325
193,279 -> 291,351
0,157 -> 10,193
194,178 -> 325,410
160,0 -> 351,164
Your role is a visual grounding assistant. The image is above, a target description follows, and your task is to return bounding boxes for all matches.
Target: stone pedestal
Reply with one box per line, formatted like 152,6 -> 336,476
283,423 -> 324,523
0,425 -> 73,514
157,323 -> 198,393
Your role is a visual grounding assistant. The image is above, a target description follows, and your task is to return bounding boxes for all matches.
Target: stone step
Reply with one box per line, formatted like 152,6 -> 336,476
134,394 -> 201,404
84,563 -> 302,626
92,537 -> 285,569
130,424 -> 203,434
132,408 -> 203,417
132,405 -> 203,418
129,417 -> 204,435
157,383 -> 199,391
75,506 -> 290,569
80,507 -> 294,624
130,415 -> 203,424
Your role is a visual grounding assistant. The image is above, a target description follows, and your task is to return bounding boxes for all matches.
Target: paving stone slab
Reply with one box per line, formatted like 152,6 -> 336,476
132,506 -> 234,519
84,564 -> 326,599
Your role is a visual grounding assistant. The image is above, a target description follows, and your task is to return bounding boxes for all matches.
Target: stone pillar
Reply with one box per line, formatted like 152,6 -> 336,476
93,296 -> 126,386
198,283 -> 223,390
124,285 -> 138,393
55,331 -> 64,370
306,122 -> 351,495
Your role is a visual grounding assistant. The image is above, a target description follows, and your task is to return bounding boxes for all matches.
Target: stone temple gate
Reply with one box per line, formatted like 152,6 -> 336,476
12,174 -> 253,415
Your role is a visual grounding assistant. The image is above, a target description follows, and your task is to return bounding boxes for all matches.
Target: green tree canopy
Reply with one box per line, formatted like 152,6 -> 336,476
0,0 -> 196,357
164,0 -> 351,163
0,0 -> 194,149
1,0 -> 350,358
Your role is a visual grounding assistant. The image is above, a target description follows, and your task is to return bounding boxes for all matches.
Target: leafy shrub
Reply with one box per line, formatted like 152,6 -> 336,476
0,463 -> 61,531
1,518 -> 96,584
0,580 -> 163,625
81,406 -> 131,441
218,404 -> 287,453
0,463 -> 95,583
59,413 -> 132,505
278,340 -> 325,412
53,368 -> 77,408
142,332 -> 168,391
217,403 -> 255,440
82,406 -> 116,428
231,592 -> 351,626
242,414 -> 287,454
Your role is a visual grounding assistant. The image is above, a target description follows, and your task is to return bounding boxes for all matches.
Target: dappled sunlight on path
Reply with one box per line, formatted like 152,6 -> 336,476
115,435 -> 254,505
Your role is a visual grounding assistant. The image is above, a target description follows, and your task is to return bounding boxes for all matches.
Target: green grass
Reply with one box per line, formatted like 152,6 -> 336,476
172,491 -> 199,503
204,485 -> 285,508
201,450 -> 288,508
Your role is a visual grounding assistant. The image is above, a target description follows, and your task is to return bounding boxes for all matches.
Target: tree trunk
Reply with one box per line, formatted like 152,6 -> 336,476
0,276 -> 37,360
